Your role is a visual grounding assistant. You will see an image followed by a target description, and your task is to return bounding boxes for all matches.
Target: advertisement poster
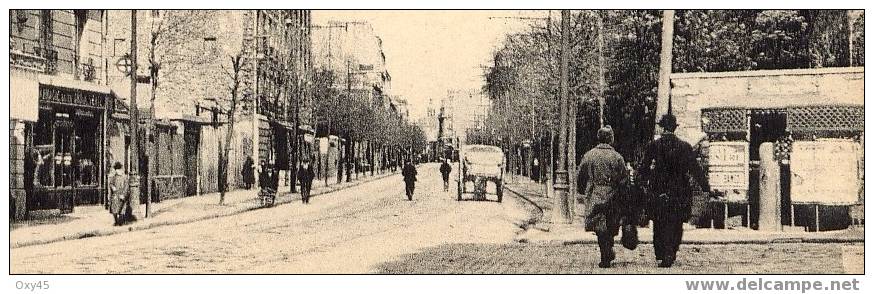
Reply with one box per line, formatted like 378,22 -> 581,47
791,140 -> 861,204
708,142 -> 749,202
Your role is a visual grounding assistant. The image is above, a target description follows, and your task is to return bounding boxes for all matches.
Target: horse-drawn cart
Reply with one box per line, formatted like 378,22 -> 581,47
457,145 -> 505,202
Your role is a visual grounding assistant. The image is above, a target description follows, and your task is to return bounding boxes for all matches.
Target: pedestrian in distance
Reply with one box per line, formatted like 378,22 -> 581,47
242,156 -> 255,190
109,162 -> 129,226
439,158 -> 452,192
402,159 -> 418,201
578,126 -> 630,268
637,113 -> 711,268
298,158 -> 315,204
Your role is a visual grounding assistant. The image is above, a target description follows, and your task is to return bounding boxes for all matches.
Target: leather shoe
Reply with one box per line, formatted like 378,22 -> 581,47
598,261 -> 612,268
658,256 -> 675,268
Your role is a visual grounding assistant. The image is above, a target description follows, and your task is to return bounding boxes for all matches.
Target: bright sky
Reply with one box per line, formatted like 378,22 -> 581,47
312,10 -> 548,121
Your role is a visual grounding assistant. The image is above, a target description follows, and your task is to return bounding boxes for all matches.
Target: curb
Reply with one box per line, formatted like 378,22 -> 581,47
503,185 -> 546,231
505,184 -> 865,246
557,236 -> 865,246
11,171 -> 398,249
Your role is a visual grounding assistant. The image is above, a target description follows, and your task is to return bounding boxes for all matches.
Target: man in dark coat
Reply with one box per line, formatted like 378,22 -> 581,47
578,126 -> 628,268
298,159 -> 315,204
439,158 -> 452,191
638,114 -> 711,268
402,159 -> 417,200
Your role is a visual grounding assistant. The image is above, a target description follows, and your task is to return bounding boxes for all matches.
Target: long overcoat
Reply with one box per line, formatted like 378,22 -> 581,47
579,143 -> 628,235
109,171 -> 129,215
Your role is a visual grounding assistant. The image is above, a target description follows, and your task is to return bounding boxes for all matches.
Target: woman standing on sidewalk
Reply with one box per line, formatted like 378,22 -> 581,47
242,156 -> 255,189
109,162 -> 129,226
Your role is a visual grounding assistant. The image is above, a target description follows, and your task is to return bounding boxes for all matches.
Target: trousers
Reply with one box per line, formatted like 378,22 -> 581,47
405,181 -> 415,196
300,184 -> 312,203
651,194 -> 686,261
596,232 -> 615,263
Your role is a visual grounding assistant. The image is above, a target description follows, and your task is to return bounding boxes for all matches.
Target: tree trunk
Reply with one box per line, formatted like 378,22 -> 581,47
220,55 -> 242,205
344,134 -> 355,183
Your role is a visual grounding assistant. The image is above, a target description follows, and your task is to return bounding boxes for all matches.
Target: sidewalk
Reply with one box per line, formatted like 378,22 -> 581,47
505,177 -> 865,245
10,170 -> 398,249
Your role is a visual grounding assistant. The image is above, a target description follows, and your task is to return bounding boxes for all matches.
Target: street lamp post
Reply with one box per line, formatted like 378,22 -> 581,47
553,10 -> 573,224
128,10 -> 142,220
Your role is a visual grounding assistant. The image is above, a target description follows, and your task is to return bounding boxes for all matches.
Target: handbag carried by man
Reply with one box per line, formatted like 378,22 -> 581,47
619,182 -> 641,250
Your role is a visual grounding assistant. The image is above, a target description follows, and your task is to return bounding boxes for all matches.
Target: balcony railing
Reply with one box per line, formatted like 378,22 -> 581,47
32,47 -> 59,74
79,59 -> 97,82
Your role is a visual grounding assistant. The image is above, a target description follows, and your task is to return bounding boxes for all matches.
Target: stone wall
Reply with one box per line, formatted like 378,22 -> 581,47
9,121 -> 27,220
665,67 -> 864,143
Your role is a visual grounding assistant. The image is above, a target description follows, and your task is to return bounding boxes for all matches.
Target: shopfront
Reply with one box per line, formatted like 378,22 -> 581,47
25,84 -> 110,213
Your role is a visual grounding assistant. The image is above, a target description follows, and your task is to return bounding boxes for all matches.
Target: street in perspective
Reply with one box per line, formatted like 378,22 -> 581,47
8,10 -> 865,274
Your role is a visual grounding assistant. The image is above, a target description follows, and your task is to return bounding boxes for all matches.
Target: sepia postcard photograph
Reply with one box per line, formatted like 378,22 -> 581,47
2,1 -> 870,293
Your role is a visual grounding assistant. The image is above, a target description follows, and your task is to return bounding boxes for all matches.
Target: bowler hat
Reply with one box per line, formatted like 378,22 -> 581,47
657,114 -> 678,128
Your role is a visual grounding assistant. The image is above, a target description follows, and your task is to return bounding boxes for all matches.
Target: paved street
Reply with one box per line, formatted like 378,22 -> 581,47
376,242 -> 863,274
10,163 -> 866,274
10,164 -> 531,274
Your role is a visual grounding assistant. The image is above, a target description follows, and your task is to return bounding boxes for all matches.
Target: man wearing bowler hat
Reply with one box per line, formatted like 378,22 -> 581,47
637,113 -> 711,268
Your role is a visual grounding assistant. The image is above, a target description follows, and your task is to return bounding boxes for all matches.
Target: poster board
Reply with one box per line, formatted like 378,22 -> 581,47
791,140 -> 861,204
708,142 -> 750,202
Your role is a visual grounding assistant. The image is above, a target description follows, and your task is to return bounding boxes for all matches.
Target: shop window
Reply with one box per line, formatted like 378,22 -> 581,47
74,111 -> 100,186
54,118 -> 74,188
33,110 -> 55,188
30,109 -> 102,189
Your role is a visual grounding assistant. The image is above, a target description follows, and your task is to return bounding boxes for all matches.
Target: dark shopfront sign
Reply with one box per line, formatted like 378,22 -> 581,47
39,85 -> 107,109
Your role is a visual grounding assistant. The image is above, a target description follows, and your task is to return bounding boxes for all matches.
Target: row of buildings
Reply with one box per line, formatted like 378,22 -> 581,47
417,89 -> 490,161
9,10 -> 409,220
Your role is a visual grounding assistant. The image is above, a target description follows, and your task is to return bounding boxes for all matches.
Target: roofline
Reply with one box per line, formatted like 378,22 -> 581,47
671,67 -> 864,80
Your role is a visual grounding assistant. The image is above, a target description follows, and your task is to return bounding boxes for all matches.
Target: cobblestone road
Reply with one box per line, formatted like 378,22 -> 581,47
376,242 -> 862,274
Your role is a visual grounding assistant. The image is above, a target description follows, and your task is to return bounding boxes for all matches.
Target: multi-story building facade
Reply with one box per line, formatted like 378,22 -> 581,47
10,10 -> 313,219
10,10 -> 111,219
312,21 -> 391,110
388,95 -> 409,120
444,89 -> 490,145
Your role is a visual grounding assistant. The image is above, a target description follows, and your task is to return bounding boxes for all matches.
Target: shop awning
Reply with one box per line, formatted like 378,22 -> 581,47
39,74 -> 111,94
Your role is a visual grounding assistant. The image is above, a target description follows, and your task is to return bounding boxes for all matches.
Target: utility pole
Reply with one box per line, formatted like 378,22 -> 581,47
128,10 -> 142,220
287,13 -> 298,194
596,11 -> 606,127
553,10 -> 572,224
346,59 -> 353,183
848,10 -> 854,67
656,10 -> 675,136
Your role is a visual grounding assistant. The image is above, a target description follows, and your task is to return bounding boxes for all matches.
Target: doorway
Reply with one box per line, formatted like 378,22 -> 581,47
748,109 -> 788,229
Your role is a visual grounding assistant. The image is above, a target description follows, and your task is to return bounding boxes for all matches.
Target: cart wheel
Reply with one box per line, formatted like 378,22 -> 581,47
457,181 -> 462,201
496,180 -> 503,203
